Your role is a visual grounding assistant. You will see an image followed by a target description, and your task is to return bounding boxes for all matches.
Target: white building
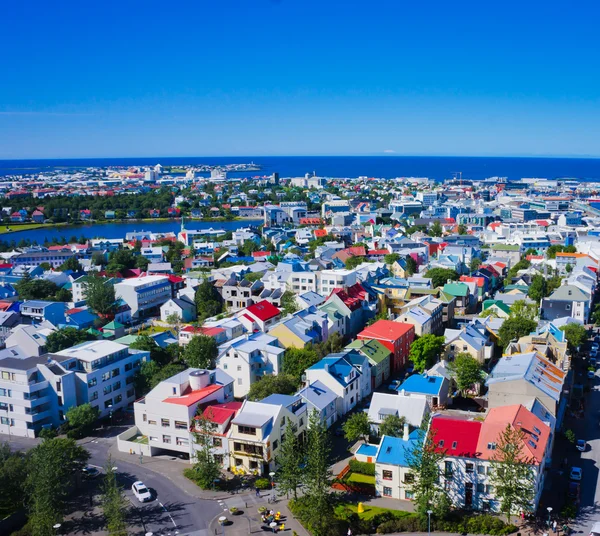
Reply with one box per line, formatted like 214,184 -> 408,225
115,275 -> 172,319
317,269 -> 358,296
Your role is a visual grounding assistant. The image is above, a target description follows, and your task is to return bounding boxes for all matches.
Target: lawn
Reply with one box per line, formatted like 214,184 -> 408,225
132,435 -> 148,445
334,502 -> 412,521
346,472 -> 375,485
0,222 -> 70,235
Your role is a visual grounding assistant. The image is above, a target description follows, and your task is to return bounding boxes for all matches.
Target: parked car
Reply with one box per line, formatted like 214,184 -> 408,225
568,481 -> 581,502
588,371 -> 596,380
576,439 -> 587,452
386,380 -> 401,391
570,467 -> 583,481
82,466 -> 100,479
592,343 -> 599,351
131,481 -> 152,502
591,358 -> 597,367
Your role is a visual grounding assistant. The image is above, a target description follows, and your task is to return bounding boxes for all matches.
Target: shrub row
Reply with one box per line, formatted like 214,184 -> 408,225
376,513 -> 516,535
349,459 -> 376,476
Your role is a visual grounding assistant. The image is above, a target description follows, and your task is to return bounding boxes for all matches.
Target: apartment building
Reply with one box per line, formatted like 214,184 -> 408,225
115,275 -> 171,319
318,269 -> 358,296
12,250 -> 75,269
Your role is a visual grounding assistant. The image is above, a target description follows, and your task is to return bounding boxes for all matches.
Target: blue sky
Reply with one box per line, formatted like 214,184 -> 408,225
1,0 -> 600,158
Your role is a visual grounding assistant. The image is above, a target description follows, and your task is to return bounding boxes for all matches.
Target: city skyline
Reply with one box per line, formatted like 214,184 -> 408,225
2,1 -> 600,158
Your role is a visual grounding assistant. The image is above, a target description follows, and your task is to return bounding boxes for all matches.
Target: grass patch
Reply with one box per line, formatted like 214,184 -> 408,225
334,502 -> 411,521
132,435 -> 148,444
0,223 -> 68,234
346,472 -> 375,485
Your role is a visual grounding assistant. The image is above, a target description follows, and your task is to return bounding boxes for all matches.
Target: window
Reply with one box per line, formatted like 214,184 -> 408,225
161,419 -> 170,428
143,414 -> 147,422
104,399 -> 112,409
299,417 -> 304,427
383,486 -> 392,497
477,483 -> 484,493
176,437 -> 189,446
88,378 -> 97,387
485,484 -> 493,494
126,376 -> 135,385
125,363 -> 133,372
148,420 -> 157,426
149,436 -> 158,442
103,385 -> 112,395
382,470 -> 393,480
0,388 -> 11,397
162,435 -> 171,444
477,465 -> 485,475
175,421 -> 187,430
237,378 -> 242,385
280,417 -> 286,427
90,391 -> 98,401
451,441 -> 457,449
102,372 -> 110,382
405,490 -> 414,500
237,365 -> 242,371
487,442 -> 496,450
404,473 -> 415,484
438,440 -> 444,448
113,381 -> 121,391
127,388 -> 135,398
273,440 -> 279,450
238,425 -> 256,435
213,438 -> 222,447
466,463 -> 474,474
214,454 -> 224,465
114,394 -> 122,404
444,461 -> 453,477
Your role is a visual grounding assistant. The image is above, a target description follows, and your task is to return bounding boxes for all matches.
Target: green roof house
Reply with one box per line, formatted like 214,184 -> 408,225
346,339 -> 392,389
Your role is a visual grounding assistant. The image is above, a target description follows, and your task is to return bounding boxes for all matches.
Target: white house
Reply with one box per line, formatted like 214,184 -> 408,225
115,275 -> 172,319
160,296 -> 197,323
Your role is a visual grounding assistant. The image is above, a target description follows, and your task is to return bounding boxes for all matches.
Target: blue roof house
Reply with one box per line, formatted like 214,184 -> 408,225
296,380 -> 339,429
397,373 -> 450,407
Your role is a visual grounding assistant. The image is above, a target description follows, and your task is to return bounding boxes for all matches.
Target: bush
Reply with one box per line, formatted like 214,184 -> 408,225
438,513 -> 516,536
254,477 -> 271,490
376,516 -> 423,534
349,459 -> 376,476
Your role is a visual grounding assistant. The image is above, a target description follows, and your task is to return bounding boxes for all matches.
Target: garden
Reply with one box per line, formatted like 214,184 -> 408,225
334,459 -> 376,495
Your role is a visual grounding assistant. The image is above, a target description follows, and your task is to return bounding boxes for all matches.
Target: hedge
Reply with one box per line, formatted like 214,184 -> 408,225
376,513 -> 516,535
349,459 -> 375,476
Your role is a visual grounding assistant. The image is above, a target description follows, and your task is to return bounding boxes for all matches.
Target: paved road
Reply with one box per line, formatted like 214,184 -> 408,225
8,435 -> 221,536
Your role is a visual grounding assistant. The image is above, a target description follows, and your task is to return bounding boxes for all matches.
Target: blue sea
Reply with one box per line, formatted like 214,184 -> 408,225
2,156 -> 600,181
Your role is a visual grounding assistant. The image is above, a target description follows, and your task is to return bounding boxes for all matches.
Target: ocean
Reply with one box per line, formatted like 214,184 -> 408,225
2,155 -> 600,182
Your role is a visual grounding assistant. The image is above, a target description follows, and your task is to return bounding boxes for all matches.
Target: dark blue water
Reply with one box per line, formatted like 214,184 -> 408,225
2,156 -> 600,181
2,219 -> 261,245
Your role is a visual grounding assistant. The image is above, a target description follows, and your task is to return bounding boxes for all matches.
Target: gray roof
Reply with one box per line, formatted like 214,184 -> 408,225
296,380 -> 337,411
548,284 -> 590,302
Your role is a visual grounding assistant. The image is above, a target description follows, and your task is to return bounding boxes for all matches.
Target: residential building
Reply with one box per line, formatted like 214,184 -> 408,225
115,275 -> 172,319
357,320 -> 415,374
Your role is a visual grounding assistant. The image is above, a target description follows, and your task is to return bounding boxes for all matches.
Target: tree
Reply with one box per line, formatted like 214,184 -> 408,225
342,411 -> 371,443
106,249 -> 136,274
498,317 -> 537,351
58,256 -> 82,272
508,258 -> 530,278
101,458 -> 128,536
527,274 -> 547,303
65,403 -> 100,438
134,361 -> 186,395
244,271 -> 264,283
165,312 -> 181,331
0,443 -> 28,517
281,289 -> 299,316
565,263 -> 573,273
509,299 -> 538,321
129,334 -> 173,366
425,268 -> 459,288
194,279 -> 222,320
302,411 -> 334,536
312,332 -> 344,359
188,415 -> 221,489
384,253 -> 401,265
448,353 -> 484,395
489,424 -> 536,522
27,437 -> 90,536
91,251 -> 105,266
457,224 -> 467,235
429,220 -> 443,237
344,255 -> 365,270
183,335 -> 218,369
408,334 -> 445,373
405,428 -> 451,521
379,414 -> 407,438
46,327 -> 96,353
247,374 -> 299,401
83,275 -> 117,316
405,256 -> 418,276
282,346 -> 319,381
135,255 -> 150,271
561,323 -> 588,353
16,277 -> 60,301
276,423 -> 304,500
470,257 -> 482,273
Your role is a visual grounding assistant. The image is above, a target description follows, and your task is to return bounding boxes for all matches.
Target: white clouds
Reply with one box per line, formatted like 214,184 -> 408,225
383,149 -> 396,153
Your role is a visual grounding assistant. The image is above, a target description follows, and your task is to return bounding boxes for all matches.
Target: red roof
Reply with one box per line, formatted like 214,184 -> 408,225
368,249 -> 388,255
431,416 -> 482,458
358,319 -> 414,342
66,308 -> 84,315
163,383 -> 222,406
201,401 -> 243,425
252,251 -> 270,258
168,274 -> 184,284
245,300 -> 281,322
0,263 -> 12,269
182,326 -> 225,338
347,246 -> 366,257
328,282 -> 368,311
314,229 -> 328,238
459,275 -> 485,288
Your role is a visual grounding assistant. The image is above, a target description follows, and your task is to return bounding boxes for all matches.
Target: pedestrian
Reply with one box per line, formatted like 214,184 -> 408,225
255,487 -> 260,497
348,529 -> 352,536
553,521 -> 557,533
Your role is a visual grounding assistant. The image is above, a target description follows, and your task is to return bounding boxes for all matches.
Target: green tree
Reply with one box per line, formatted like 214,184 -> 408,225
498,316 -> 537,351
509,299 -> 538,321
27,437 -> 90,536
194,279 -> 222,320
344,256 -> 365,270
447,353 -> 484,395
302,412 -> 334,536
16,278 -> 60,301
276,423 -> 304,500
165,312 -> 181,331
405,256 -> 418,276
135,255 -> 150,271
405,428 -> 451,521
244,271 -> 264,283
101,457 -> 128,536
527,274 -> 548,303
470,257 -> 482,273
457,223 -> 467,235
65,403 -> 100,438
46,327 -> 96,353
247,374 -> 299,401
134,361 -> 186,395
560,323 -> 588,353
408,334 -> 445,373
58,256 -> 82,272
384,253 -> 401,265
429,220 -> 443,237
188,415 -> 221,489
565,263 -> 573,273
282,346 -> 319,381
0,443 -> 28,517
281,289 -> 299,315
424,268 -> 459,288
312,331 -> 344,359
83,275 -> 117,316
91,251 -> 105,266
342,411 -> 371,443
489,424 -> 536,522
508,258 -> 531,278
183,335 -> 218,369
106,249 -> 136,274
379,414 -> 407,438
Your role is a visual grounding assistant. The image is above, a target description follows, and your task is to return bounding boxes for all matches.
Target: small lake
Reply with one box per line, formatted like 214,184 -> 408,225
1,219 -> 262,245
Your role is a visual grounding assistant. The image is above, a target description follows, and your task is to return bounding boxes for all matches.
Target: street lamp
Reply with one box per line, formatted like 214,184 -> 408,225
108,404 -> 113,427
53,523 -> 62,535
427,510 -> 433,536
269,471 -> 276,503
547,506 -> 553,527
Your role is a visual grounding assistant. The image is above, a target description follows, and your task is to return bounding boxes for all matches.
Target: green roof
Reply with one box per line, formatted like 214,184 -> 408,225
503,284 -> 529,292
114,334 -> 139,345
86,328 -> 102,336
442,282 -> 469,297
103,320 -> 124,330
482,300 -> 511,315
491,244 -> 520,251
345,339 -> 391,364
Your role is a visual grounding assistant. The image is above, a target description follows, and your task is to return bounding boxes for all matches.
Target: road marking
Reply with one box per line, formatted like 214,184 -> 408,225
88,464 -> 103,469
159,501 -> 178,528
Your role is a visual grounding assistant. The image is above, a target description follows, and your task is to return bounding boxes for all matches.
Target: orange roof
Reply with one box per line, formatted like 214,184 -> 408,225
163,383 -> 222,406
358,319 -> 414,342
314,229 -> 328,238
555,252 -> 588,258
476,404 -> 550,465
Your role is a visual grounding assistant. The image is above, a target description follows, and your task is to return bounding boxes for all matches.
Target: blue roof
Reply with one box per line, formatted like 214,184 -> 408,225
357,444 -> 378,457
397,374 -> 444,396
376,430 -> 424,466
261,394 -> 299,406
308,356 -> 357,387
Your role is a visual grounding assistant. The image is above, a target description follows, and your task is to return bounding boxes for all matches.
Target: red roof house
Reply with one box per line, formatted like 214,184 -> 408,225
357,320 -> 415,373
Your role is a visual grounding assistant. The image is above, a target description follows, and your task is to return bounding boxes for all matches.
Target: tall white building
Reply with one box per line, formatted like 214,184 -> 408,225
115,275 -> 171,319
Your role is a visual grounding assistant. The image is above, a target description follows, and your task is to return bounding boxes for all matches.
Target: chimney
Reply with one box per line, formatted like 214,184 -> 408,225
403,422 -> 410,441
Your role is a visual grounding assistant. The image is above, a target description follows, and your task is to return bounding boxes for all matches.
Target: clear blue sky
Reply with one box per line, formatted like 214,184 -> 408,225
1,0 -> 600,159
